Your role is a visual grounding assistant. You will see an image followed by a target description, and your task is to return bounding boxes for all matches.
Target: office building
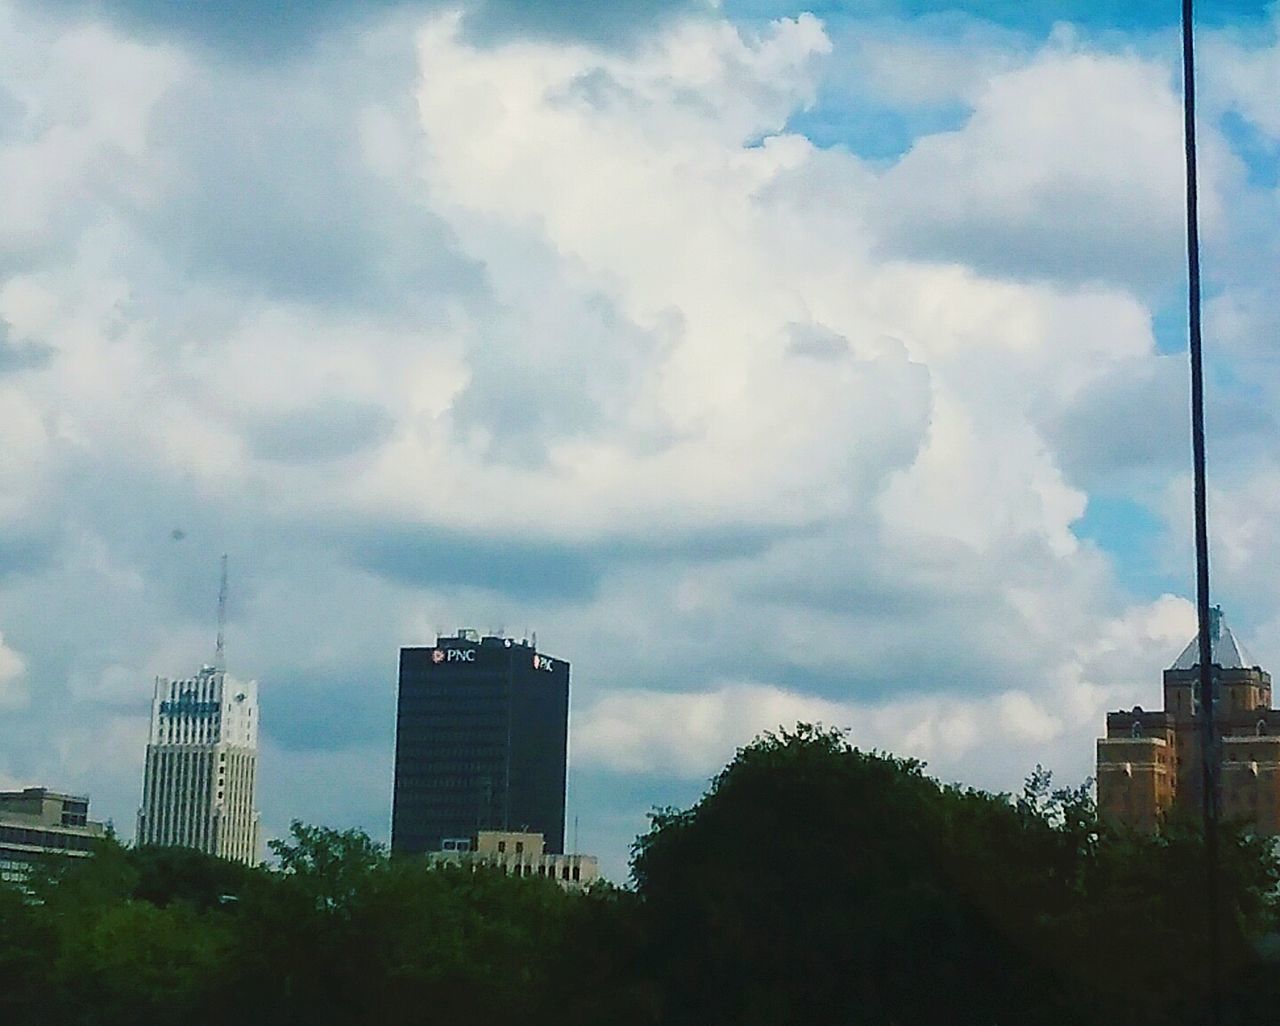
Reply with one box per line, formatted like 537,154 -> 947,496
0,787 -> 106,885
393,631 -> 569,855
136,666 -> 261,865
429,830 -> 599,891
1097,607 -> 1280,833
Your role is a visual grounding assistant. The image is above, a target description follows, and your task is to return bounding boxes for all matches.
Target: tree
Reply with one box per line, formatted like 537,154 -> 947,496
215,821 -> 617,1026
632,725 -> 1059,1024
631,724 -> 1280,1026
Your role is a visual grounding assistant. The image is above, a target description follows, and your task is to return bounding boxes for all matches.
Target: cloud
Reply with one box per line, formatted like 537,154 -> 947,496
0,16 -> 184,272
247,398 -> 396,464
40,0 -> 397,58
1038,352 -> 1274,495
40,0 -> 714,60
577,682 -> 903,777
870,42 -> 1228,292
353,527 -> 604,601
1204,11 -> 1280,141
0,631 -> 27,708
574,679 -> 1063,782
0,1 -> 1276,879
785,321 -> 852,360
565,590 -> 1197,790
0,319 -> 52,372
729,1 -> 1268,37
1209,287 -> 1280,388
463,0 -> 715,47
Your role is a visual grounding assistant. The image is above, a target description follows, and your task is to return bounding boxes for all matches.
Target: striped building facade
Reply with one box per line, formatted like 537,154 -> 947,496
137,667 -> 261,865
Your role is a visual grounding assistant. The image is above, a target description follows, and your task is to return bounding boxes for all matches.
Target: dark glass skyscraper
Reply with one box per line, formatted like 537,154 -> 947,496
392,632 -> 570,855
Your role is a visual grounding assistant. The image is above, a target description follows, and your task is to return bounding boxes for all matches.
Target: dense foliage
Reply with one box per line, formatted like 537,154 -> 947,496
5,725 -> 1280,1025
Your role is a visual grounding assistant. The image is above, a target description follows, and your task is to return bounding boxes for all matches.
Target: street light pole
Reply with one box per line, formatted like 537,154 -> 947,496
1179,1 -> 1220,1022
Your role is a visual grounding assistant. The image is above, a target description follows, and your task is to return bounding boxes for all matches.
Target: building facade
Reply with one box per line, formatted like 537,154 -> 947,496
137,667 -> 261,865
0,788 -> 106,885
1097,608 -> 1279,833
392,632 -> 570,856
429,830 -> 599,891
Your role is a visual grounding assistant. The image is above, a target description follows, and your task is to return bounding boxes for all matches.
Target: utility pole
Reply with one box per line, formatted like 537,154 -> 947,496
1179,2 -> 1220,1022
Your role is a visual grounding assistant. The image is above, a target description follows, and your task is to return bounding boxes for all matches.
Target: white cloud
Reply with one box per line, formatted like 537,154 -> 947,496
0,630 -> 27,708
995,689 -> 1061,744
575,681 -> 975,778
575,679 -> 1073,783
821,15 -> 1027,110
0,14 -> 184,264
1204,12 -> 1280,140
872,42 -> 1232,290
0,2 -> 1274,873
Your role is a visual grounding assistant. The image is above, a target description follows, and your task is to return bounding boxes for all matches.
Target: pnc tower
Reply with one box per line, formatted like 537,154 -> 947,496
136,667 -> 261,864
392,631 -> 570,856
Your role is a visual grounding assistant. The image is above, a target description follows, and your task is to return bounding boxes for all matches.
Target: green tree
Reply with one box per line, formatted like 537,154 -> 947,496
631,724 -> 1280,1026
631,724 -> 1061,1025
216,821 -> 622,1026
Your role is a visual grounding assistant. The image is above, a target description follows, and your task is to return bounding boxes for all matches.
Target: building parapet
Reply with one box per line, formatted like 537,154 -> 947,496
426,831 -> 600,891
1097,737 -> 1169,762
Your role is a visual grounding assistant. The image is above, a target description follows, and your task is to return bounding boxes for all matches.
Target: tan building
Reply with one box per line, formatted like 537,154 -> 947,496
429,830 -> 600,890
1097,608 -> 1279,833
0,787 -> 106,885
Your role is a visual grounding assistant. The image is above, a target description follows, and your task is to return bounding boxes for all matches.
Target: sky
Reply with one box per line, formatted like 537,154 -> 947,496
0,0 -> 1276,882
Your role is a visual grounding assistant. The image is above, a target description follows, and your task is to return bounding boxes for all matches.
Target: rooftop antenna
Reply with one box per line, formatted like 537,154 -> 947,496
215,554 -> 228,672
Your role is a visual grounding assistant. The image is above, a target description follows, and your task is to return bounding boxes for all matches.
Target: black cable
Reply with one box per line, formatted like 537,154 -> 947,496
1181,1 -> 1220,1022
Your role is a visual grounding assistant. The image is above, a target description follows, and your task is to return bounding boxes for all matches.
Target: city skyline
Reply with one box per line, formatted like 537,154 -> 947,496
0,0 -> 1276,882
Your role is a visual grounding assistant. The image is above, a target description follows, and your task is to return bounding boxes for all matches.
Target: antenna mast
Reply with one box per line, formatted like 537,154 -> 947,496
215,554 -> 228,671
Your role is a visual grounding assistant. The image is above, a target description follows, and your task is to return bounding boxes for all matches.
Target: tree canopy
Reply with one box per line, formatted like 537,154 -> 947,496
4,724 -> 1280,1025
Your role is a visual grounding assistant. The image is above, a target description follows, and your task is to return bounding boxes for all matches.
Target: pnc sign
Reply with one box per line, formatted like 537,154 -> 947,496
532,655 -> 554,673
432,648 -> 475,664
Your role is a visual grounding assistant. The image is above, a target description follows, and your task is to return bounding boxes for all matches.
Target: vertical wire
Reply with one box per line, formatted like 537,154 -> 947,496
1180,1 -> 1220,1021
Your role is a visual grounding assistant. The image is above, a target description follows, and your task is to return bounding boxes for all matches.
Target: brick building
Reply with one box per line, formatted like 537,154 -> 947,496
1097,608 -> 1279,832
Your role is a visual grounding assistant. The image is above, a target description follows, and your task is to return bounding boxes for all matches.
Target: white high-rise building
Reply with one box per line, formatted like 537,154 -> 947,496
137,666 -> 261,864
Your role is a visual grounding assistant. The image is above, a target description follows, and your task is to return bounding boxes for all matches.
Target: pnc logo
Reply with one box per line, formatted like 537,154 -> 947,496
431,649 -> 445,664
532,655 -> 554,672
444,648 -> 476,663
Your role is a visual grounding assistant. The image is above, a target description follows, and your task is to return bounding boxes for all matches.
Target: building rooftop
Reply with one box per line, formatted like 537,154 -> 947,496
1169,607 -> 1257,670
0,787 -> 102,833
0,787 -> 88,805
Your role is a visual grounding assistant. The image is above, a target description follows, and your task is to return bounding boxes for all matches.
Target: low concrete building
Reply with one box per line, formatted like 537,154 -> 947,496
0,787 -> 107,885
429,830 -> 600,890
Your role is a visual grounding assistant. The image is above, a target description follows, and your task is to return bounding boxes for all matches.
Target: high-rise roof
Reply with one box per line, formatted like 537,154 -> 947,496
1169,607 -> 1256,670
